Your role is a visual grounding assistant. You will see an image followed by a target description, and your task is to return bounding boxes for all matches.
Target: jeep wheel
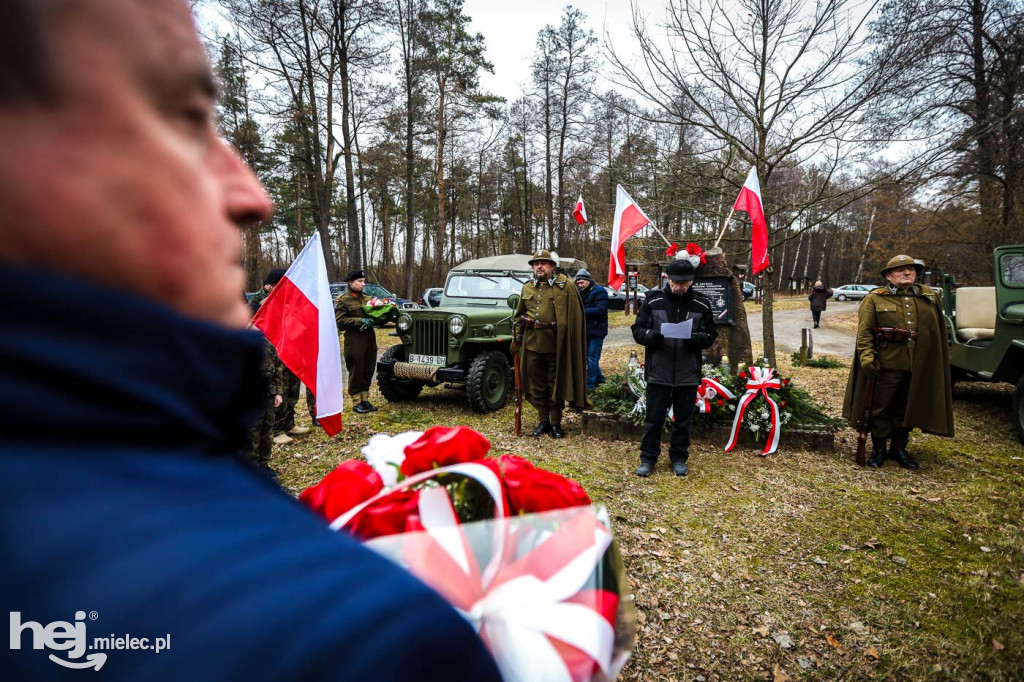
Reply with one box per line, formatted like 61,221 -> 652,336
1012,375 -> 1024,444
466,351 -> 511,413
836,293 -> 847,301
377,345 -> 424,402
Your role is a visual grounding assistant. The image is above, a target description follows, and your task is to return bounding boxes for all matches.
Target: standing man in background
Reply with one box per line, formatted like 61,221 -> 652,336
513,250 -> 588,438
574,268 -> 609,391
336,269 -> 379,414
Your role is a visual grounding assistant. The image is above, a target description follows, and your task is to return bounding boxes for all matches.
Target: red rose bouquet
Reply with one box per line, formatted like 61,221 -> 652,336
300,426 -> 636,681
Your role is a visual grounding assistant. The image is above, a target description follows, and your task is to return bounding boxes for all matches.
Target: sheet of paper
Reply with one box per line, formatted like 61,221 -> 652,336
660,319 -> 693,339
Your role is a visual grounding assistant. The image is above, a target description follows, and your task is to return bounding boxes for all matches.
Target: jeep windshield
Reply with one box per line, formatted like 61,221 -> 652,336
444,274 -> 526,299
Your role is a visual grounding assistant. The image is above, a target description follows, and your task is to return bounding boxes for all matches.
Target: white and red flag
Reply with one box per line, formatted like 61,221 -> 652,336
607,185 -> 651,290
572,194 -> 587,226
251,233 -> 344,436
733,167 -> 769,274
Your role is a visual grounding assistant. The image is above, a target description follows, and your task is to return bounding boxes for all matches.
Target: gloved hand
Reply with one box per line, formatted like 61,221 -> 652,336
861,355 -> 879,376
359,317 -> 373,331
688,331 -> 713,349
647,331 -> 664,348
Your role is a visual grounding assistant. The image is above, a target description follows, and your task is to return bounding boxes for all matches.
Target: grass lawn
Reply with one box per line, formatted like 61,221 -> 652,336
271,343 -> 1024,681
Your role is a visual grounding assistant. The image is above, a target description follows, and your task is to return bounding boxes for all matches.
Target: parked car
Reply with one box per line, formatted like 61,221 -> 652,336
741,281 -> 755,300
605,283 -> 649,311
832,284 -> 874,301
377,253 -> 587,412
419,287 -> 443,309
329,282 -> 418,310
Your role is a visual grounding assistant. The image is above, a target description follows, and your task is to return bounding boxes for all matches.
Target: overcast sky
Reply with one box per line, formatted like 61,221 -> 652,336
462,0 -> 645,102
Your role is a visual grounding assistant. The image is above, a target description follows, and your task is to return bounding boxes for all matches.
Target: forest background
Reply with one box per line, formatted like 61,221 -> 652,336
198,0 -> 1023,310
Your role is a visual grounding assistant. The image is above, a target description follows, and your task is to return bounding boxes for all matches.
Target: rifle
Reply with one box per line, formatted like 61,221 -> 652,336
855,372 -> 875,466
513,342 -> 523,437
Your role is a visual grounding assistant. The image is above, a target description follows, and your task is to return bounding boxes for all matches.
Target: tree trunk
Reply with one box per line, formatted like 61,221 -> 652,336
338,11 -> 360,271
435,85 -> 447,283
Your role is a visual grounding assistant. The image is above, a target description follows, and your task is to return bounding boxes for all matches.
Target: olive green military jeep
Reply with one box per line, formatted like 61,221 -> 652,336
942,245 -> 1024,442
377,253 -> 586,412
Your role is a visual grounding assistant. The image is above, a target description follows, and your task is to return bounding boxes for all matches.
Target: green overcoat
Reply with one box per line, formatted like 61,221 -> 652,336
841,284 -> 955,436
514,274 -> 589,409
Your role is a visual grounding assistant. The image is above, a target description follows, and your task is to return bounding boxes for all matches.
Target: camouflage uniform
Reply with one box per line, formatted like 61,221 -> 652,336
248,337 -> 284,466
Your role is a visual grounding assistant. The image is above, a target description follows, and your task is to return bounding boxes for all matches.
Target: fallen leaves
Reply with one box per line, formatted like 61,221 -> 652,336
866,646 -> 881,660
863,538 -> 880,549
773,664 -> 792,682
993,639 -> 1005,651
826,634 -> 851,654
773,632 -> 795,650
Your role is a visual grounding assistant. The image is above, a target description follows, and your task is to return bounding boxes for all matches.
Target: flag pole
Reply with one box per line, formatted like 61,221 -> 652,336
713,206 -> 736,249
648,223 -> 673,248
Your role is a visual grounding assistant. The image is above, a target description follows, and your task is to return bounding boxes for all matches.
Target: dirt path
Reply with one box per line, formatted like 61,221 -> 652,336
605,300 -> 859,357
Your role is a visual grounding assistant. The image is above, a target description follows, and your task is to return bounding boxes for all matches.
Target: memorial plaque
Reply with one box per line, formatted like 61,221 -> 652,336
691,276 -> 734,325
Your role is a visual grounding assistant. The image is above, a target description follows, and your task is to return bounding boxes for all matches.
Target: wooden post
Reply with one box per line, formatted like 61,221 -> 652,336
798,327 -> 814,365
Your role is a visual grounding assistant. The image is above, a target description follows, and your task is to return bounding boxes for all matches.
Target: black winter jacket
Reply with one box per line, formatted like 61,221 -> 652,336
631,285 -> 718,386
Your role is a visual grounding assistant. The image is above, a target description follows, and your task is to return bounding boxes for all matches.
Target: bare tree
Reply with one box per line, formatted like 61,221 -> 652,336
608,0 -> 933,364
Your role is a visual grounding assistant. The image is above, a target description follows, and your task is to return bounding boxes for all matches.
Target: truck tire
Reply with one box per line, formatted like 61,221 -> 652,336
1013,375 -> 1024,445
466,351 -> 511,413
377,345 -> 424,402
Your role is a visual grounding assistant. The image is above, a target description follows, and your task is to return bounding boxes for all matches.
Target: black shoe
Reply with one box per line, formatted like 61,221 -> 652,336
361,401 -> 378,413
635,462 -> 653,477
672,461 -> 689,476
550,424 -> 566,439
868,437 -> 887,468
889,429 -> 919,469
532,422 -> 551,437
353,402 -> 370,414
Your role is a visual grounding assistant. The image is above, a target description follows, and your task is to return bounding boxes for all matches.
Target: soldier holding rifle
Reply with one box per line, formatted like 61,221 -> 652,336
512,250 -> 588,438
843,255 -> 954,469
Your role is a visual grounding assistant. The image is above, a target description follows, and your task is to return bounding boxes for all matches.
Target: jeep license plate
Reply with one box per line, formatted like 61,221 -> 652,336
408,354 -> 446,366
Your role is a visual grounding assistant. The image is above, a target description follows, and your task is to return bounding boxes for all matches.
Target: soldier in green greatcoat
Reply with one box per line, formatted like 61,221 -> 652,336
842,255 -> 955,469
513,250 -> 588,438
336,269 -> 378,414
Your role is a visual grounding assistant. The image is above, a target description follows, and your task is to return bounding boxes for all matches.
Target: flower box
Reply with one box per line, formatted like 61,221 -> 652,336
580,410 -> 836,452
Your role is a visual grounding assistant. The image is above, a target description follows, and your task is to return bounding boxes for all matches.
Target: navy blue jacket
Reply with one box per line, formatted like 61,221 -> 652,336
579,281 -> 609,339
0,266 -> 501,682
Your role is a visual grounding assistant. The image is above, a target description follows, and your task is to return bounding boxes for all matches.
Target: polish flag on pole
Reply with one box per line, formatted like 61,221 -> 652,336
251,233 -> 344,435
572,194 -> 587,226
733,167 -> 769,274
607,185 -> 651,290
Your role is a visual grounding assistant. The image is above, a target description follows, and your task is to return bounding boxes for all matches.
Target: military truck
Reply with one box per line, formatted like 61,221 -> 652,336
942,245 -> 1024,442
377,253 -> 586,412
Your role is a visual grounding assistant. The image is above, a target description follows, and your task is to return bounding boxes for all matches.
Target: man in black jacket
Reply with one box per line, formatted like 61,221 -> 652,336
631,260 -> 718,476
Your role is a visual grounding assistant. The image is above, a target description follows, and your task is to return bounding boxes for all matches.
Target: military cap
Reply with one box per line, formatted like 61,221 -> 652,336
880,254 -> 925,276
666,259 -> 696,282
528,250 -> 556,266
344,269 -> 366,282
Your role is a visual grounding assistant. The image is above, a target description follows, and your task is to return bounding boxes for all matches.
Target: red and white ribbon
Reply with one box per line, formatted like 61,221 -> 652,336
695,377 -> 735,414
330,465 -> 619,682
724,366 -> 782,455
